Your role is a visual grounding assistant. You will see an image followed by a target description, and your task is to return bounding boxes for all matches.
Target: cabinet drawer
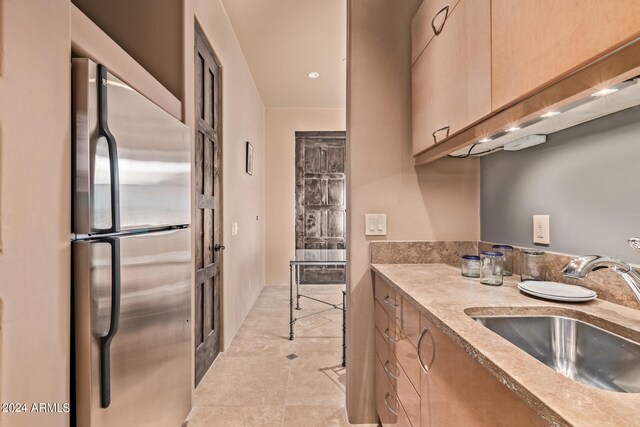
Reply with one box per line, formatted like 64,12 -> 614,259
375,321 -> 393,365
376,330 -> 421,427
376,300 -> 421,395
375,300 -> 401,352
375,278 -> 400,322
375,356 -> 412,427
411,0 -> 461,65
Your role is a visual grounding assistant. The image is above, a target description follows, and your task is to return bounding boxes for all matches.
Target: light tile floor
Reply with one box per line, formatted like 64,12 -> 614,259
185,285 -> 377,427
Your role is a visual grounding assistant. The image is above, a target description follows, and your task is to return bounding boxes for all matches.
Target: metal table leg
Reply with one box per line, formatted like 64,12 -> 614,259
296,265 -> 301,310
342,290 -> 346,367
289,263 -> 294,340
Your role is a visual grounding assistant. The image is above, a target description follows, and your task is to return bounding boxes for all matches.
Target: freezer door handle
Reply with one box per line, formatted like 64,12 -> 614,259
97,64 -> 121,233
99,237 -> 121,408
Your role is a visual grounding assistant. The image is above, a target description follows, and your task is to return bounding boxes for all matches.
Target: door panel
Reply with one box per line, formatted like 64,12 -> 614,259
72,59 -> 190,235
295,131 -> 346,284
73,229 -> 191,427
194,25 -> 222,385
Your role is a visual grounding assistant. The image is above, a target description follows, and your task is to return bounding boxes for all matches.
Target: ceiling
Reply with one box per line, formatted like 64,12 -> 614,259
221,0 -> 347,108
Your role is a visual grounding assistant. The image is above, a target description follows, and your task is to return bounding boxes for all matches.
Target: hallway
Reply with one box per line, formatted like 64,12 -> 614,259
186,285 -> 373,426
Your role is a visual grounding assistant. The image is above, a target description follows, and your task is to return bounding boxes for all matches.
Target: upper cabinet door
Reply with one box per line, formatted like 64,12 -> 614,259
412,0 -> 491,155
411,0 -> 461,65
492,0 -> 640,111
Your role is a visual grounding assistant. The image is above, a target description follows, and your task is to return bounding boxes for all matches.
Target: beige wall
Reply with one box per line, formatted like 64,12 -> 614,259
0,1 -> 71,426
185,0 -> 266,352
265,108 -> 346,286
346,0 -> 480,422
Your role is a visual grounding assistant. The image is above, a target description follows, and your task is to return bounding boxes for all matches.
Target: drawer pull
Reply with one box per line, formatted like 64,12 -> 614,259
431,5 -> 450,36
384,392 -> 400,416
417,325 -> 436,374
383,360 -> 400,380
384,328 -> 400,344
383,295 -> 399,308
432,125 -> 450,144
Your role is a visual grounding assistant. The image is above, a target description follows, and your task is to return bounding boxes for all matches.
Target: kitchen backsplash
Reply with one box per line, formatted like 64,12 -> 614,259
370,240 -> 477,264
370,240 -> 639,310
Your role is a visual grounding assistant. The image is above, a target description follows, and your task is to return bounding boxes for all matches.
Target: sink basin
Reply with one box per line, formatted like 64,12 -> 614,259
473,315 -> 640,393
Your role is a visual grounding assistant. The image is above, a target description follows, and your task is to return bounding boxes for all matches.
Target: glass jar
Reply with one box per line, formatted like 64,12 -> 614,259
461,255 -> 481,278
480,251 -> 504,286
520,250 -> 545,281
492,245 -> 514,276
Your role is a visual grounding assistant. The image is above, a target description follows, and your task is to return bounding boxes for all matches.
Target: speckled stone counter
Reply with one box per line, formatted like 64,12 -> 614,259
371,263 -> 640,427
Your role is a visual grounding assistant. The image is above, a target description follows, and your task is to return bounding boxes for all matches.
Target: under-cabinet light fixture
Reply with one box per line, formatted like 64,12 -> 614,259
503,134 -> 547,151
449,77 -> 640,158
591,87 -> 618,97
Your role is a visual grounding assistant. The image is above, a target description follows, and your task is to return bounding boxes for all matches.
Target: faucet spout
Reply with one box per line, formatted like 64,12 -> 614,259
616,269 -> 640,303
561,255 -> 640,304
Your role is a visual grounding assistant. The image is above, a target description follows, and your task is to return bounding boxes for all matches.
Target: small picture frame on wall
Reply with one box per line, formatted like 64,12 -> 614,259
246,141 -> 253,175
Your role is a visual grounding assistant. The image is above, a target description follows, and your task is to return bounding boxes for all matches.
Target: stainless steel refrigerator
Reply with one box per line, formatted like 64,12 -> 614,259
71,58 -> 192,427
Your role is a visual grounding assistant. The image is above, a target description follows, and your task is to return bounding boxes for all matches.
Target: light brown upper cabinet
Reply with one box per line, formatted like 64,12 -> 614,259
492,0 -> 640,111
411,0 -> 491,155
411,0 -> 461,65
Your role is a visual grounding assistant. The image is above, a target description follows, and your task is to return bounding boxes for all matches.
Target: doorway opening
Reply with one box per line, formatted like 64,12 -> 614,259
294,131 -> 347,284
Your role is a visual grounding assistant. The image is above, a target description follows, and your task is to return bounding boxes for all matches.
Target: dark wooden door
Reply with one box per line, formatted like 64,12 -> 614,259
194,25 -> 222,386
295,131 -> 346,284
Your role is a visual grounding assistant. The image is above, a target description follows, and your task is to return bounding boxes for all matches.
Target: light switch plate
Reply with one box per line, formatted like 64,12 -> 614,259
365,214 -> 386,236
533,215 -> 550,244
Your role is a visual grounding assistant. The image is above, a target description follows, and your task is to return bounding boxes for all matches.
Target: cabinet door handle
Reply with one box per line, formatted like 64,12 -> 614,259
432,126 -> 450,144
384,328 -> 400,344
384,392 -> 400,416
417,325 -> 436,374
383,295 -> 399,308
431,5 -> 450,36
383,360 -> 400,380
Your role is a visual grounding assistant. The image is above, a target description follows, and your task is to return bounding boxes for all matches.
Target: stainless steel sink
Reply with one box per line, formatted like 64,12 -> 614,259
473,315 -> 640,393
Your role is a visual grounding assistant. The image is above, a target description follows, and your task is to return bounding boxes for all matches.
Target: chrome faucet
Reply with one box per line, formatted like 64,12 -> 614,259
561,238 -> 640,303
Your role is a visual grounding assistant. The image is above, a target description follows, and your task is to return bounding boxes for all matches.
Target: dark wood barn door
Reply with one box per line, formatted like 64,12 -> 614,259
295,131 -> 346,284
194,25 -> 223,386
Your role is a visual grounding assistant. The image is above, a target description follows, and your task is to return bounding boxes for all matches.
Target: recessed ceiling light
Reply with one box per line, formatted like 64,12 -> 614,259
506,126 -> 521,132
540,111 -> 560,118
308,72 -> 320,79
591,87 -> 618,97
479,137 -> 492,143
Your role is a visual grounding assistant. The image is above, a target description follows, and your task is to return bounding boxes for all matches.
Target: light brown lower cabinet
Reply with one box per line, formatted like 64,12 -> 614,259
418,315 -> 546,426
374,276 -> 547,426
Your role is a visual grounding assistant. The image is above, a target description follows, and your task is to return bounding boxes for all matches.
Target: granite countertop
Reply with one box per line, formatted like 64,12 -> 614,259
371,263 -> 640,427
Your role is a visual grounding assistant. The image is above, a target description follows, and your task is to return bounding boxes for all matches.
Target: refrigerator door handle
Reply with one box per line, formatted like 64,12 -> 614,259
99,237 -> 121,408
97,64 -> 121,233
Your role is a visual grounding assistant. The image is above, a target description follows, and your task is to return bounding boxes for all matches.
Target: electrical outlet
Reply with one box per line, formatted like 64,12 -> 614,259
533,215 -> 550,244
